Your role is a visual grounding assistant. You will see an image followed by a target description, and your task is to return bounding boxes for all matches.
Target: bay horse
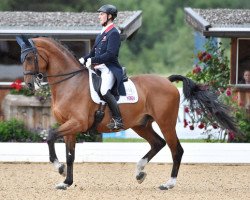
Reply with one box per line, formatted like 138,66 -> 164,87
16,36 -> 242,190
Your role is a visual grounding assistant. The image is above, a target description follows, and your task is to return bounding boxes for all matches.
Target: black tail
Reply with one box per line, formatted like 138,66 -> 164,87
168,74 -> 245,140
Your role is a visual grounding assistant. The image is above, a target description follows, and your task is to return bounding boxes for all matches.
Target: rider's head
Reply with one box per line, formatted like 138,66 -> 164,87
97,4 -> 117,27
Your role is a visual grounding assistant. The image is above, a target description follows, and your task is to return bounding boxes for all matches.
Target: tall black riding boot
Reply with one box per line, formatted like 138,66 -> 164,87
103,90 -> 124,130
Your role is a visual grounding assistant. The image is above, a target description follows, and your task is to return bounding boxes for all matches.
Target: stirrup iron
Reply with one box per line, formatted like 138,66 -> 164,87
107,118 -> 124,130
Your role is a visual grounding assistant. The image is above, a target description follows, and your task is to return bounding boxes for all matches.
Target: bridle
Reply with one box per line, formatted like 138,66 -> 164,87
21,39 -> 86,87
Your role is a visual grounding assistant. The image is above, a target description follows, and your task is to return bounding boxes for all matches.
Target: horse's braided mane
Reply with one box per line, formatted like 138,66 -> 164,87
46,37 -> 79,61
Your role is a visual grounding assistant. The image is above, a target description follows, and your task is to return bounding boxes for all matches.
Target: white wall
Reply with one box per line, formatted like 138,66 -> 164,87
0,142 -> 250,164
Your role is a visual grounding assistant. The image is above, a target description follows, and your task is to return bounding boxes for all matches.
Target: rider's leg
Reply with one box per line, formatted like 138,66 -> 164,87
102,90 -> 124,130
99,66 -> 124,130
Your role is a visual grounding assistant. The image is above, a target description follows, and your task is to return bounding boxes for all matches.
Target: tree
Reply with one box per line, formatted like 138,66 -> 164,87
1,0 -> 250,75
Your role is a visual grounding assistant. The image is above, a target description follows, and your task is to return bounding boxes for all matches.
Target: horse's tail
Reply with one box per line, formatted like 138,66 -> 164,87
168,74 -> 246,140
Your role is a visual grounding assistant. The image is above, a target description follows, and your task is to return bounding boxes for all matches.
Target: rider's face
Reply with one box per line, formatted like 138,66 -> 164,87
98,12 -> 111,26
98,12 -> 107,25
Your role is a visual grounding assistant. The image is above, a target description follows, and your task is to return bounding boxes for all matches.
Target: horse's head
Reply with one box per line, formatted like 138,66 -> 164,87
16,36 -> 48,91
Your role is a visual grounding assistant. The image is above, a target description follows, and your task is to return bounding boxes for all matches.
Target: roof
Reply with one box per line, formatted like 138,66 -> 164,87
0,11 -> 142,40
184,7 -> 250,38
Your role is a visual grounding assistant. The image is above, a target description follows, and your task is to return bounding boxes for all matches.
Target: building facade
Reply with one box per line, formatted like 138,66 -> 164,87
0,10 -> 142,120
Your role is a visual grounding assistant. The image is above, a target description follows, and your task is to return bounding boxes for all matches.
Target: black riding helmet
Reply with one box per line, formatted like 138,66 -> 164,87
98,4 -> 118,20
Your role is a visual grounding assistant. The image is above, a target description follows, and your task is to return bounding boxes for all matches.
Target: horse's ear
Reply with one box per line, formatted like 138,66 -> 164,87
16,35 -> 31,49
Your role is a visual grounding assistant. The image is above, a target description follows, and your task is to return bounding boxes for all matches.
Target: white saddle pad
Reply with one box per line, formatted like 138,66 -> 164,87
88,69 -> 138,104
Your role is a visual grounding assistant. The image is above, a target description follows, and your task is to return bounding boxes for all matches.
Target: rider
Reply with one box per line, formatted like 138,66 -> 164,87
79,4 -> 125,130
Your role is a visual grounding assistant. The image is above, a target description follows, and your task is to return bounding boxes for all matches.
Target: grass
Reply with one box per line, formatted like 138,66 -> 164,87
103,138 -> 210,143
172,81 -> 183,88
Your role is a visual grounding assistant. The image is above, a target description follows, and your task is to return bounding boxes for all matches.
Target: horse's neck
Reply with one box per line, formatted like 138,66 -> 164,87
37,38 -> 79,77
49,69 -> 89,103
46,52 -> 88,100
47,53 -> 78,76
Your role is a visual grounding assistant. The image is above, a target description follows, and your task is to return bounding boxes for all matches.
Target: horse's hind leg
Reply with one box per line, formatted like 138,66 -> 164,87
159,127 -> 184,190
132,119 -> 166,184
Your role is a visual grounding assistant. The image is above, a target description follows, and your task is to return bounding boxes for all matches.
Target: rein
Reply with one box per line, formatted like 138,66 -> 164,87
42,68 -> 86,86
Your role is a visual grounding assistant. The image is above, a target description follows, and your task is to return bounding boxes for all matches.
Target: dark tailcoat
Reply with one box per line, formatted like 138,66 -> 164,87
84,26 -> 126,96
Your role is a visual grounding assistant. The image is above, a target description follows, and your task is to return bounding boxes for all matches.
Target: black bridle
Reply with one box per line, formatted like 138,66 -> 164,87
22,39 -> 86,87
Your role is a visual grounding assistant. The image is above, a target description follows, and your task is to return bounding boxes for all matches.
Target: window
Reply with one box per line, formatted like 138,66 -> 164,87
0,40 -> 22,82
237,38 -> 250,85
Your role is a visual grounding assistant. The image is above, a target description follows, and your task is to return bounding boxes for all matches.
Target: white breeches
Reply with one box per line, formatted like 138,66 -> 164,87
95,64 -> 115,96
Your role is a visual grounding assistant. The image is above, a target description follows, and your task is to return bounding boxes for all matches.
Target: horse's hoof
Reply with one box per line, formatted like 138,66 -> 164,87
159,178 -> 176,190
58,164 -> 66,177
159,185 -> 169,190
158,184 -> 174,190
55,182 -> 69,190
136,172 -> 147,184
159,180 -> 175,190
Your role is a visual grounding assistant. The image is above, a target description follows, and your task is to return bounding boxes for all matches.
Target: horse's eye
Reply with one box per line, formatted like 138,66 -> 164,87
26,56 -> 33,63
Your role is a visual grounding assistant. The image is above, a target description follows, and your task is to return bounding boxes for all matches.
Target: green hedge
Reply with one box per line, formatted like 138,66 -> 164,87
0,119 -> 42,142
0,119 -> 99,142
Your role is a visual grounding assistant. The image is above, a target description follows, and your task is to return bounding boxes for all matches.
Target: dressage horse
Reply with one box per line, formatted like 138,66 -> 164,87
16,36 -> 241,190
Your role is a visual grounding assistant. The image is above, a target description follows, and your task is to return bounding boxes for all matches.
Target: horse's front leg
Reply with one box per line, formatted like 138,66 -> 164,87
48,119 -> 86,190
47,128 -> 66,176
56,135 -> 76,190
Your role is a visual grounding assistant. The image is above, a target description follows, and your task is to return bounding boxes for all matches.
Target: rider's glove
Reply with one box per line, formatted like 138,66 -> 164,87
79,57 -> 85,65
86,58 -> 92,69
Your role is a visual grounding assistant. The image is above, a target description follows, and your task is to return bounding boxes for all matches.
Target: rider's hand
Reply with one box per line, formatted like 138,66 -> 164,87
86,58 -> 92,69
79,57 -> 85,65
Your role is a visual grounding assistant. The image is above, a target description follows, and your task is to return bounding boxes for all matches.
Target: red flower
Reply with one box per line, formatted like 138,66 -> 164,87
10,79 -> 23,91
202,51 -> 207,57
15,84 -> 22,91
184,107 -> 189,113
184,119 -> 188,128
197,51 -> 211,62
15,79 -> 22,84
225,88 -> 232,96
197,52 -> 203,61
228,131 -> 235,141
192,65 -> 201,74
198,123 -> 205,129
11,82 -> 17,89
212,123 -> 218,129
189,125 -> 194,130
203,53 -> 212,62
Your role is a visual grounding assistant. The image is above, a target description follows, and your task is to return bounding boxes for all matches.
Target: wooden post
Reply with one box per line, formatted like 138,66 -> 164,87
230,38 -> 237,84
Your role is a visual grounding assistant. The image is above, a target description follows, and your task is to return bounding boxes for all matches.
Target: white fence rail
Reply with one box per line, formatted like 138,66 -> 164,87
0,142 -> 250,164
